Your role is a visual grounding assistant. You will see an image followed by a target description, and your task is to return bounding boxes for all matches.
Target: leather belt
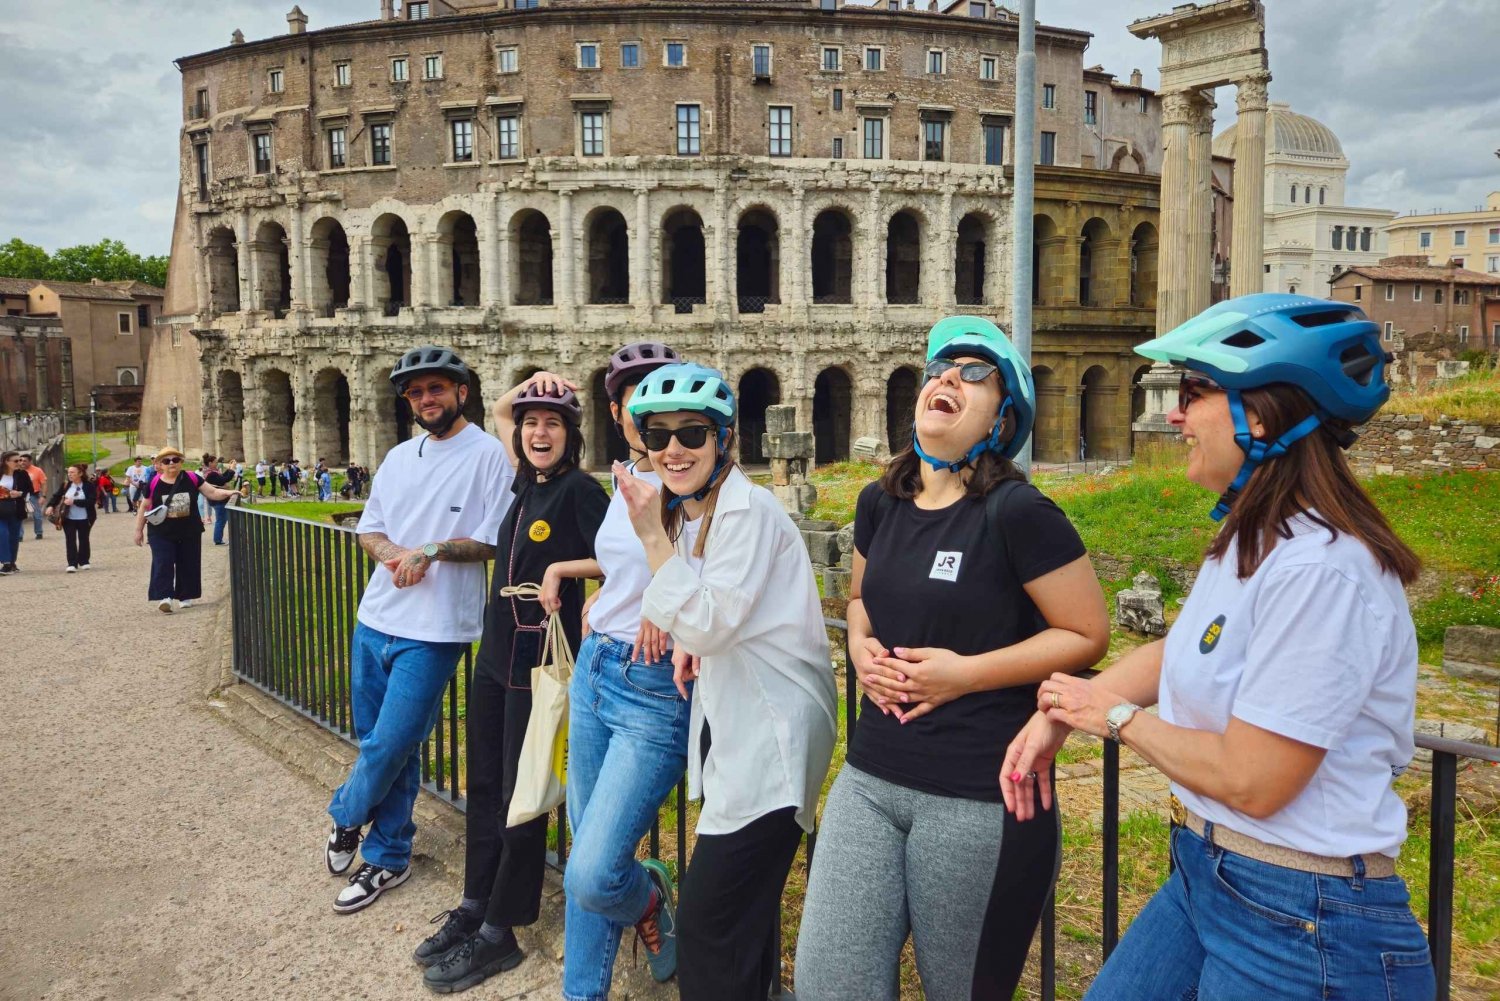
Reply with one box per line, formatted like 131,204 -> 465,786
1172,795 -> 1397,879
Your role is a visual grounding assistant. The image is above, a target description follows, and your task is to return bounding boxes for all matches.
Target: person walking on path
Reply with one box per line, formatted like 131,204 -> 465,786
20,454 -> 47,539
125,457 -> 148,511
45,464 -> 98,572
201,455 -> 236,546
95,469 -> 118,513
418,373 -> 608,993
615,364 -> 838,1001
134,446 -> 238,612
325,345 -> 515,918
0,450 -> 36,575
1004,294 -> 1436,1000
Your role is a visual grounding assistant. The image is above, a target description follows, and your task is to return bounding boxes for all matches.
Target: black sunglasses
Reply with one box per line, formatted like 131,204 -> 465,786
1177,374 -> 1224,413
641,424 -> 715,451
160,457 -> 184,465
924,358 -> 998,383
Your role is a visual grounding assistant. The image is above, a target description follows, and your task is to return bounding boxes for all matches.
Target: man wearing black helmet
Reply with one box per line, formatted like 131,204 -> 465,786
323,345 -> 516,915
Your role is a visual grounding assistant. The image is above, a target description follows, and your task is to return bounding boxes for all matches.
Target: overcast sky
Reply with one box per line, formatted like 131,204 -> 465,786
1,0 -> 1495,258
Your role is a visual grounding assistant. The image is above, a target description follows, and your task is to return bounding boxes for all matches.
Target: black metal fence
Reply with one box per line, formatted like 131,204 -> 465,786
226,505 -> 1496,1000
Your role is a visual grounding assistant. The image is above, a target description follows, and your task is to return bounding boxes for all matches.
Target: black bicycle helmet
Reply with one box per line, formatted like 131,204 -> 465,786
389,345 -> 471,389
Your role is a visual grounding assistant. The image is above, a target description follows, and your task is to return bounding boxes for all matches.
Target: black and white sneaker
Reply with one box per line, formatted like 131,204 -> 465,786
326,823 -> 362,875
333,862 -> 409,914
413,909 -> 483,968
422,930 -> 524,993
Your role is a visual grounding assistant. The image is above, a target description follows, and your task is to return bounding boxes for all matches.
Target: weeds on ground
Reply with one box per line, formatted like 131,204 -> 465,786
1389,365 -> 1500,425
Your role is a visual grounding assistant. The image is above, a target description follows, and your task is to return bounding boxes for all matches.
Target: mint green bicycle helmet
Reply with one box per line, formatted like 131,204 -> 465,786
919,316 -> 1036,468
626,363 -> 737,507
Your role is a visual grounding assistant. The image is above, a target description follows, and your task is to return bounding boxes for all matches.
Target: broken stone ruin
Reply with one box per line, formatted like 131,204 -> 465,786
1116,570 -> 1167,636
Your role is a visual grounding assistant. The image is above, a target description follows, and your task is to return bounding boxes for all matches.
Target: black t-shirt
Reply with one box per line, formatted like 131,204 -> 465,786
474,466 -> 609,687
847,479 -> 1086,801
144,472 -> 205,541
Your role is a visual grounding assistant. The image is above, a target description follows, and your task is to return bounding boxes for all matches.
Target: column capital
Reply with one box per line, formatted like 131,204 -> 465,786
1235,72 -> 1272,112
1160,90 -> 1196,126
1187,90 -> 1216,134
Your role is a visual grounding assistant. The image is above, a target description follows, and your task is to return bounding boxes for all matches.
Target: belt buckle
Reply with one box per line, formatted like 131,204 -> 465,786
1169,794 -> 1186,827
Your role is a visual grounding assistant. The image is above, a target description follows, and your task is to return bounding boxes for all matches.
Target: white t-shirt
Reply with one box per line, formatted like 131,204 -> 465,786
1159,513 -> 1418,858
65,483 -> 89,519
126,463 -> 147,487
255,462 -> 268,479
588,467 -> 665,644
355,424 -> 515,643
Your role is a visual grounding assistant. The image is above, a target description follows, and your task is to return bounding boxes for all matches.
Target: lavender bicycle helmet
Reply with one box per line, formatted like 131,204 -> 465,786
512,383 -> 583,424
604,342 -> 681,402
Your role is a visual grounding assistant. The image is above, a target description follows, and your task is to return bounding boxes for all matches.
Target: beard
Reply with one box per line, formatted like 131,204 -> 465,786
414,399 -> 462,435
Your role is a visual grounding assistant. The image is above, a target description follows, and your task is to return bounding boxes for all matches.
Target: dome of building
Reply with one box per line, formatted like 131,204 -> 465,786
1213,102 -> 1345,161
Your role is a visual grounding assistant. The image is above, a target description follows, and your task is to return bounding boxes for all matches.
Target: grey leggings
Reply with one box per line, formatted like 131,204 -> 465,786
794,764 -> 1059,1001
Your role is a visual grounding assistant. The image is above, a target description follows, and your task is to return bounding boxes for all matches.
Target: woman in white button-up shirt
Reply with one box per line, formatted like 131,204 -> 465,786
615,363 -> 837,1001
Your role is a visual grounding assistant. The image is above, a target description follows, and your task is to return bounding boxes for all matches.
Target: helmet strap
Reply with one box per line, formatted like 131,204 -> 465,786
1210,391 -> 1325,522
666,427 -> 730,510
909,395 -> 1013,473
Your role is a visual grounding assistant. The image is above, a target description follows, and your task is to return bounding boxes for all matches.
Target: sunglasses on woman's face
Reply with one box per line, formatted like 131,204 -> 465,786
924,358 -> 998,383
160,457 -> 183,465
640,424 -> 715,452
1177,374 -> 1224,413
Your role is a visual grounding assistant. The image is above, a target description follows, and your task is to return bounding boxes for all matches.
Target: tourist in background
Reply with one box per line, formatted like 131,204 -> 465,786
795,318 -> 1108,1001
1004,294 -> 1435,1000
318,465 -> 333,501
0,450 -> 35,575
254,459 -> 268,496
133,446 -> 237,612
19,454 -> 46,539
95,468 -> 118,513
46,464 -> 97,572
126,456 -> 149,510
201,454 -> 237,546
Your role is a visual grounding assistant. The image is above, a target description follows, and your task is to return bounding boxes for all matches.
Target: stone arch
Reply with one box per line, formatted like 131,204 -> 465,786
588,367 -> 630,469
811,208 -> 855,304
885,366 -> 920,454
1131,363 -> 1153,422
307,217 -> 351,317
1033,213 -> 1063,305
312,366 -> 351,464
737,367 -> 781,465
218,370 -> 245,460
585,206 -> 630,304
736,207 -> 780,313
1079,217 -> 1113,307
955,212 -> 992,305
1130,222 -> 1159,309
371,213 -> 413,314
511,208 -> 555,306
813,366 -> 852,464
260,367 -> 295,461
1080,364 -> 1112,460
661,207 -> 707,311
252,220 -> 291,316
205,225 -> 240,314
1110,146 -> 1146,173
885,209 -> 923,304
437,210 -> 481,306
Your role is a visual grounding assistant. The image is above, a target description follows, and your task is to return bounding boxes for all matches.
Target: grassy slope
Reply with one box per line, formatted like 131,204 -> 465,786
1388,366 -> 1500,424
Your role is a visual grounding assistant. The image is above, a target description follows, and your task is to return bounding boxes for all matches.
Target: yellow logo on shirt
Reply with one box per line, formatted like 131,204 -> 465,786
528,519 -> 551,542
1199,614 -> 1226,654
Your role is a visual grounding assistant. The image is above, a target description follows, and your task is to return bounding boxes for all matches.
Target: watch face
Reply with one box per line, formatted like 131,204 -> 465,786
423,543 -> 440,558
1107,704 -> 1134,726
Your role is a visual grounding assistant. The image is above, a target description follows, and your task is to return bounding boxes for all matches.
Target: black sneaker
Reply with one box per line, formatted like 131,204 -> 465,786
326,823 -> 362,875
333,861 -> 409,914
414,908 -> 483,968
423,931 -> 524,994
0,564 -> 14,576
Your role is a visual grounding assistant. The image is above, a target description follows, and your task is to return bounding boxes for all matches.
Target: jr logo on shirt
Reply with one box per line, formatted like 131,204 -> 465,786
1199,614 -> 1227,654
929,551 -> 962,582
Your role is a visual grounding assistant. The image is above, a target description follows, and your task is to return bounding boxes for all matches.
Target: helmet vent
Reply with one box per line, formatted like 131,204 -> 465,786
1340,345 -> 1379,386
1291,309 -> 1353,329
1222,330 -> 1266,348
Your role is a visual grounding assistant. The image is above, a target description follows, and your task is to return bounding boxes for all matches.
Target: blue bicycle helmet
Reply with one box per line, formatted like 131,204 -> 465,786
1135,293 -> 1392,520
626,363 -> 737,508
917,316 -> 1036,469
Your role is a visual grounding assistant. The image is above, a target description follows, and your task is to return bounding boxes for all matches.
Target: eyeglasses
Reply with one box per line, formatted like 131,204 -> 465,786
402,384 -> 453,403
1177,374 -> 1224,413
160,457 -> 183,465
924,358 -> 998,383
640,424 -> 715,451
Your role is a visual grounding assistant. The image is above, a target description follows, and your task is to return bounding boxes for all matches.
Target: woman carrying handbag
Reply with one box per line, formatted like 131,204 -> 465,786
46,464 -> 99,572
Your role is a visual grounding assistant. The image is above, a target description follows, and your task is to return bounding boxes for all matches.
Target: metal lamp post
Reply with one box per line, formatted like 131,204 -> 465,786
1011,0 -> 1037,474
89,391 -> 98,472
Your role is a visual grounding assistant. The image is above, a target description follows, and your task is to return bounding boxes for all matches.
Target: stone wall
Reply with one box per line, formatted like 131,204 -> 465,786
1349,413 -> 1500,476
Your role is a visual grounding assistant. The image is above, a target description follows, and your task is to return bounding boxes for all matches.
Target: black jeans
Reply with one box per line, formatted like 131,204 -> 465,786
147,532 -> 202,600
62,519 -> 92,567
678,806 -> 803,1001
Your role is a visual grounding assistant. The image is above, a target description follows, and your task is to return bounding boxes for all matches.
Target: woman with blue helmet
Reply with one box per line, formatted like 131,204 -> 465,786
1006,293 -> 1434,999
796,317 -> 1109,1001
613,362 -> 837,1001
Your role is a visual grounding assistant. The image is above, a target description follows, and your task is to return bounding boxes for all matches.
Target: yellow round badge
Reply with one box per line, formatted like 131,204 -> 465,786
528,519 -> 552,542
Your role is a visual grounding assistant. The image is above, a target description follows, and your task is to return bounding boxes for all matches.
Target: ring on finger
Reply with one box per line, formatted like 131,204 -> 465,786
1027,770 -> 1038,780
1050,691 -> 1061,709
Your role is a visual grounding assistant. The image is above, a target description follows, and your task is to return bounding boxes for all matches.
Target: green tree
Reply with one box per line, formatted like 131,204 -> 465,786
0,237 -> 169,288
0,237 -> 51,279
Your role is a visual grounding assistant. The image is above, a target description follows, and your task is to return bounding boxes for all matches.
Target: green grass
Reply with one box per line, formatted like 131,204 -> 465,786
1364,470 -> 1500,574
1389,365 -> 1500,424
253,499 -> 366,524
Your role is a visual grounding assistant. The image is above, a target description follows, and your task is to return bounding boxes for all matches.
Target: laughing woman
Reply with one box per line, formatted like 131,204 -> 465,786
419,374 -> 608,994
795,317 -> 1109,1001
613,363 -> 837,1001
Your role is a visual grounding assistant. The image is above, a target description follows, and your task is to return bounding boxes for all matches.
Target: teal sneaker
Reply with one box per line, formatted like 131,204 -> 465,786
635,859 -> 678,982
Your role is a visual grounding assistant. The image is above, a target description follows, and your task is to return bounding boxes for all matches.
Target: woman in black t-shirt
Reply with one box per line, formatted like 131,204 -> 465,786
795,317 -> 1109,1001
132,446 -> 237,613
419,374 -> 608,994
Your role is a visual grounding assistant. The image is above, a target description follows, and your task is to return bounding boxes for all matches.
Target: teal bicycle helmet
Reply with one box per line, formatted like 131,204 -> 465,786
1135,293 -> 1392,520
917,316 -> 1036,469
626,364 -> 737,508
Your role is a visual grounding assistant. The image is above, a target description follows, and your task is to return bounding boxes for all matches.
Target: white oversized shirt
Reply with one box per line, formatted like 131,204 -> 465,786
355,424 -> 514,644
642,466 -> 837,835
589,466 -> 666,644
1160,513 -> 1418,858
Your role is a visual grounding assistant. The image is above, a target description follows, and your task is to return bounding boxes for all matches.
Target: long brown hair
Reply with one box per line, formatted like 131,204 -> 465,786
658,427 -> 737,560
1208,384 -> 1420,584
512,412 -> 585,484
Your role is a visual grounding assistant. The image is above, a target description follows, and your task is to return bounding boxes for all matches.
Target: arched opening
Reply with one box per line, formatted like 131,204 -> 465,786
313,367 -> 351,464
588,368 -> 630,470
1110,147 -> 1145,174
1033,214 -> 1061,305
261,368 -> 295,461
586,207 -> 630,304
371,213 -> 413,315
308,217 -> 351,317
1079,218 -> 1112,307
252,221 -> 291,317
1080,364 -> 1111,460
736,208 -> 780,313
462,370 -> 485,431
1131,364 -> 1152,423
1031,365 -> 1061,463
885,366 -> 920,454
662,207 -> 707,312
437,210 -> 481,306
737,368 -> 781,465
205,226 -> 240,314
813,367 -> 852,464
955,213 -> 989,305
119,370 -> 138,387
811,209 -> 854,304
512,209 -> 555,306
218,370 -> 245,460
885,210 -> 922,304
1130,222 -> 1159,309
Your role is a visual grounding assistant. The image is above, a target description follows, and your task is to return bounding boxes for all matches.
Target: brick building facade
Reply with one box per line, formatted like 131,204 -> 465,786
1329,256 -> 1500,354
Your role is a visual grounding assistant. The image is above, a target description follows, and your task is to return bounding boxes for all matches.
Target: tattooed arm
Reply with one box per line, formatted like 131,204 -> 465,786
430,538 -> 496,563
360,533 -> 496,590
359,532 -> 408,565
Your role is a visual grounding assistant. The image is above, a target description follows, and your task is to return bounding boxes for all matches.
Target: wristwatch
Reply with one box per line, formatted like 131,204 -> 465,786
421,542 -> 441,561
1105,702 -> 1142,744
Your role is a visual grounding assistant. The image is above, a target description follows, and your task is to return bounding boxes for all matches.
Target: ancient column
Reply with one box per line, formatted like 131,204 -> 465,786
937,188 -> 957,310
634,186 -> 652,320
557,188 -> 576,321
1230,72 -> 1270,297
356,236 -> 374,311
1187,89 -> 1215,317
1156,90 -> 1193,332
482,190 -> 503,307
289,203 -> 308,311
235,210 -> 253,314
494,191 -> 511,309
863,188 -> 882,307
786,184 -> 808,317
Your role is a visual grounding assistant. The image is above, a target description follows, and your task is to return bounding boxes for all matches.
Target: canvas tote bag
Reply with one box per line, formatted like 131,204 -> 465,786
500,583 -> 575,827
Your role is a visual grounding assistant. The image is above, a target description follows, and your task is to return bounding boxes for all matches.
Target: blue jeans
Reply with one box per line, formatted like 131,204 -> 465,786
563,632 -> 691,1001
0,518 -> 22,564
30,498 -> 44,537
327,622 -> 467,871
1085,824 -> 1435,1001
211,500 -> 229,544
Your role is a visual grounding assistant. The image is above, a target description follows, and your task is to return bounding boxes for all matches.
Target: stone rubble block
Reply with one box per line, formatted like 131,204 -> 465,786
851,436 -> 881,460
823,566 -> 851,599
1116,570 -> 1167,636
762,432 -> 815,460
1410,719 -> 1492,772
803,530 -> 842,566
1442,625 -> 1500,686
764,405 -> 799,435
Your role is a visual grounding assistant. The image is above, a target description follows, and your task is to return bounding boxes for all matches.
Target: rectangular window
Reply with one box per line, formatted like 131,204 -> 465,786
450,119 -> 473,162
862,116 -> 884,159
1418,231 -> 1432,249
580,111 -> 605,156
927,49 -> 944,75
1456,289 -> 1470,305
1459,325 -> 1469,343
252,132 -> 272,174
194,88 -> 209,118
578,44 -> 598,69
832,137 -> 843,159
969,0 -> 986,15
1488,256 -> 1499,272
1413,285 -> 1422,301
820,0 -> 836,9
391,57 -> 409,82
497,46 -> 518,73
424,54 -> 443,79
980,55 -> 997,80
621,42 -> 639,68
1332,226 -> 1343,251
676,104 -> 701,155
1454,229 -> 1467,247
1353,284 -> 1362,301
1453,258 -> 1465,269
515,0 -> 538,8
768,106 -> 792,157
1039,130 -> 1056,165
665,41 -> 686,67
832,88 -> 843,111
1489,227 -> 1499,244
118,312 -> 131,334
370,123 -> 392,165
1138,94 -> 1148,113
1084,90 -> 1097,125
923,119 -> 945,162
822,47 -> 841,72
753,44 -> 773,78
328,127 -> 347,168
1042,83 -> 1056,109
1385,282 -> 1394,300
194,142 -> 210,196
408,0 -> 429,18
497,114 -> 520,159
1434,287 -> 1444,304
334,61 -> 351,87
864,46 -> 882,72
1383,321 -> 1394,340
268,68 -> 284,94
982,120 -> 1006,166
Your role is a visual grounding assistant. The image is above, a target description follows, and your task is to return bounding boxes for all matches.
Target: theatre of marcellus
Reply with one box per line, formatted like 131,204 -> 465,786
140,0 -> 1269,468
